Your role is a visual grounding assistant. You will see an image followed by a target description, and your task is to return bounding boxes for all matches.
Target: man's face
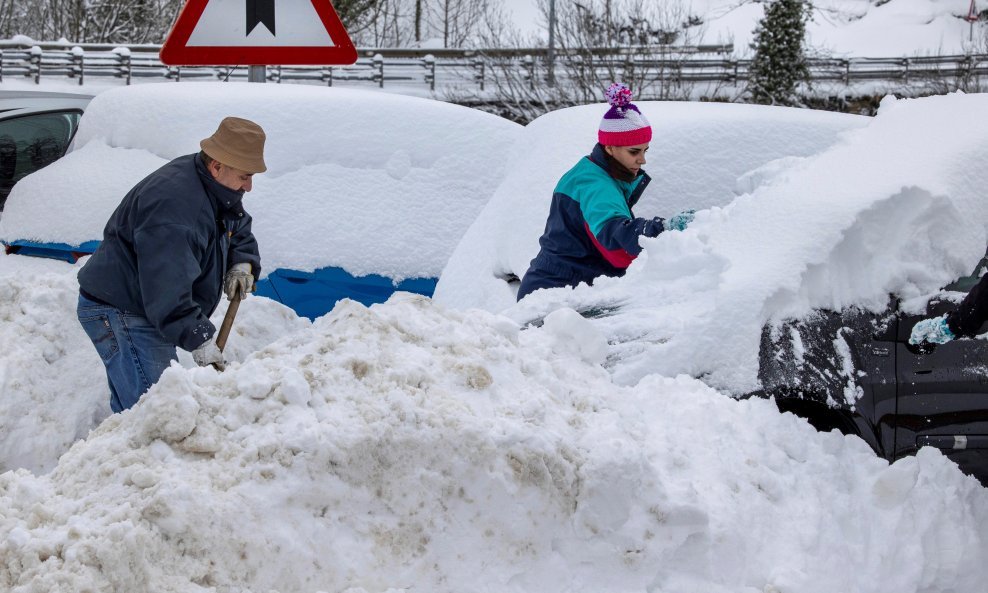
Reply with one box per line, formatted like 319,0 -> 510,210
604,143 -> 649,176
209,160 -> 254,193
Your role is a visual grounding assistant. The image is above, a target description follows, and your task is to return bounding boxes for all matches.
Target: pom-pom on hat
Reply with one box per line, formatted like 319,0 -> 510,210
598,83 -> 652,146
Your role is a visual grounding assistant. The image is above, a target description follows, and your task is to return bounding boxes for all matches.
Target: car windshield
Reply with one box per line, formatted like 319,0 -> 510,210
945,250 -> 988,293
0,110 -> 82,210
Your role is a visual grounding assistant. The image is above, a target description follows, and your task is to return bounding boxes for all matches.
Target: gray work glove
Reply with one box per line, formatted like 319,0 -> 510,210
192,340 -> 225,371
224,262 -> 253,301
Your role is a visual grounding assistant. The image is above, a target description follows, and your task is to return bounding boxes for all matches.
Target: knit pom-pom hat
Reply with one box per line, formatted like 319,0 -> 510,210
598,83 -> 652,146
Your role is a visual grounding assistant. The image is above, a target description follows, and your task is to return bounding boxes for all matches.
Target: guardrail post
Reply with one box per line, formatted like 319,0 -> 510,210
114,49 -> 132,84
71,46 -> 84,85
323,66 -> 333,86
29,45 -> 41,84
842,59 -> 850,85
523,54 -> 534,90
902,58 -> 910,84
373,53 -> 384,87
472,56 -> 485,90
422,54 -> 436,90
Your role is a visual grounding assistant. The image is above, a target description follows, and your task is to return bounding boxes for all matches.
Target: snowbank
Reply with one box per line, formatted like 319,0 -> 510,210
2,292 -> 987,593
0,251 -> 309,475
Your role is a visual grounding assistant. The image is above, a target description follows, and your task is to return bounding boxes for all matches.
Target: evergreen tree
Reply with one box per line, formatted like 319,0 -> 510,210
748,0 -> 809,106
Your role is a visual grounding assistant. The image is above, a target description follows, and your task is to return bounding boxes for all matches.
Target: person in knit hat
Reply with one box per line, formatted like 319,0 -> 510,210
76,116 -> 266,413
516,83 -> 696,301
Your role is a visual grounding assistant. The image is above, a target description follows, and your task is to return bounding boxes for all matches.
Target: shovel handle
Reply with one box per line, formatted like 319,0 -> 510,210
215,286 -> 242,353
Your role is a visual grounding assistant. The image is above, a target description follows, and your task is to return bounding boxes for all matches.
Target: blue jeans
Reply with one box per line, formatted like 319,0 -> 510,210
77,294 -> 177,413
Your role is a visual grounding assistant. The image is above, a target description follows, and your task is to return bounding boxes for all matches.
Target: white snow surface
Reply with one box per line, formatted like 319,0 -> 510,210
1,89 -> 988,591
1,256 -> 987,592
0,83 -> 521,280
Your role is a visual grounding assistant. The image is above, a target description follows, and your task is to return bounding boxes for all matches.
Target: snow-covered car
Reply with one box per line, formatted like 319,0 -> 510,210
433,100 -> 871,311
0,90 -> 92,210
0,83 -> 520,318
434,93 -> 988,485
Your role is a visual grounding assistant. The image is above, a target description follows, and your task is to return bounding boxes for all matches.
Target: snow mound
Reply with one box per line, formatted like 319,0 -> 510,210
2,295 -> 987,593
0,252 -> 310,475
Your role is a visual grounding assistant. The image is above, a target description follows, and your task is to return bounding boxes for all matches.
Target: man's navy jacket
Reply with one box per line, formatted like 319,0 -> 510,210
78,153 -> 260,351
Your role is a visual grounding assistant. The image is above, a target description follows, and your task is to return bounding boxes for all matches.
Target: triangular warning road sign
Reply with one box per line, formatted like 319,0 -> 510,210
161,0 -> 358,66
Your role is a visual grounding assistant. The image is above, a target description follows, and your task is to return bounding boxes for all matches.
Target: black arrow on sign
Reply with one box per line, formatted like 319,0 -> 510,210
246,0 -> 276,36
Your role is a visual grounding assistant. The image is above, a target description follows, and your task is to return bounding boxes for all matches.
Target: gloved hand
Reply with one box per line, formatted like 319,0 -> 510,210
665,209 -> 695,232
192,340 -> 225,370
909,314 -> 955,345
224,262 -> 253,301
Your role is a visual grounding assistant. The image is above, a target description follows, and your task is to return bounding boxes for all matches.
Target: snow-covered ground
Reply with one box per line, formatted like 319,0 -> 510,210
1,81 -> 987,592
2,255 -> 988,593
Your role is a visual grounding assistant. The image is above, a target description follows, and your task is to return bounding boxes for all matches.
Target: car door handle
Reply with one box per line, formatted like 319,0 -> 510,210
918,435 -> 988,450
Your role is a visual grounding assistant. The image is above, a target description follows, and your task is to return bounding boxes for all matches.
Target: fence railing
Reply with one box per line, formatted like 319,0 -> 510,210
1,41 -> 985,95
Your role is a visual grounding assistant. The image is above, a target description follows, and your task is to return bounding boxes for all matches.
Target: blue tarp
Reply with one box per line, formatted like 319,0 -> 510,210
5,239 -> 100,263
2,240 -> 437,320
257,267 -> 436,320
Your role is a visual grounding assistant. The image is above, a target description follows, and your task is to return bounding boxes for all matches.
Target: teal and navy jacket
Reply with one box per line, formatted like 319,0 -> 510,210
517,144 -> 663,300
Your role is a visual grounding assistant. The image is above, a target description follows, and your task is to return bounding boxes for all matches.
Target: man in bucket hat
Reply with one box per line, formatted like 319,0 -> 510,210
77,116 -> 266,413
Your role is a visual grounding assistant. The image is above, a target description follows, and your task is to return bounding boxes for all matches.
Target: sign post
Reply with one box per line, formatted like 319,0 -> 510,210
967,0 -> 979,43
160,0 -> 358,81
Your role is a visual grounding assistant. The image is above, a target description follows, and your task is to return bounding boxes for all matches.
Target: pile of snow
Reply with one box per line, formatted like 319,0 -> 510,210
2,286 -> 987,593
0,83 -> 522,280
462,92 -> 988,392
0,255 -> 107,474
0,251 -> 309,475
435,100 -> 869,312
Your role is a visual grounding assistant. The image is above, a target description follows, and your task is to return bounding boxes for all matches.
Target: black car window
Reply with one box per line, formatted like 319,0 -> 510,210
0,110 -> 82,209
944,249 -> 988,293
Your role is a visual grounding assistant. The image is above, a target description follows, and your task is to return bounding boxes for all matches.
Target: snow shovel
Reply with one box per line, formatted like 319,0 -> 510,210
212,285 -> 242,370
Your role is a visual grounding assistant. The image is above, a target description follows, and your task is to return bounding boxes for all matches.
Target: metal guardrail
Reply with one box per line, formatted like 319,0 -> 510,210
0,41 -> 985,93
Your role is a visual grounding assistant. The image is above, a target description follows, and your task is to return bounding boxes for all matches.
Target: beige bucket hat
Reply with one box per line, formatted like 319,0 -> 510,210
200,116 -> 267,173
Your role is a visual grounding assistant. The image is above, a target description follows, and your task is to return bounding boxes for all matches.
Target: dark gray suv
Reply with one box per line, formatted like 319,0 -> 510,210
755,254 -> 988,485
0,90 -> 92,210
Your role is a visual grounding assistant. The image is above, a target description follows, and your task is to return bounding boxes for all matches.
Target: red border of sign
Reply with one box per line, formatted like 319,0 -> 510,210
160,0 -> 357,66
